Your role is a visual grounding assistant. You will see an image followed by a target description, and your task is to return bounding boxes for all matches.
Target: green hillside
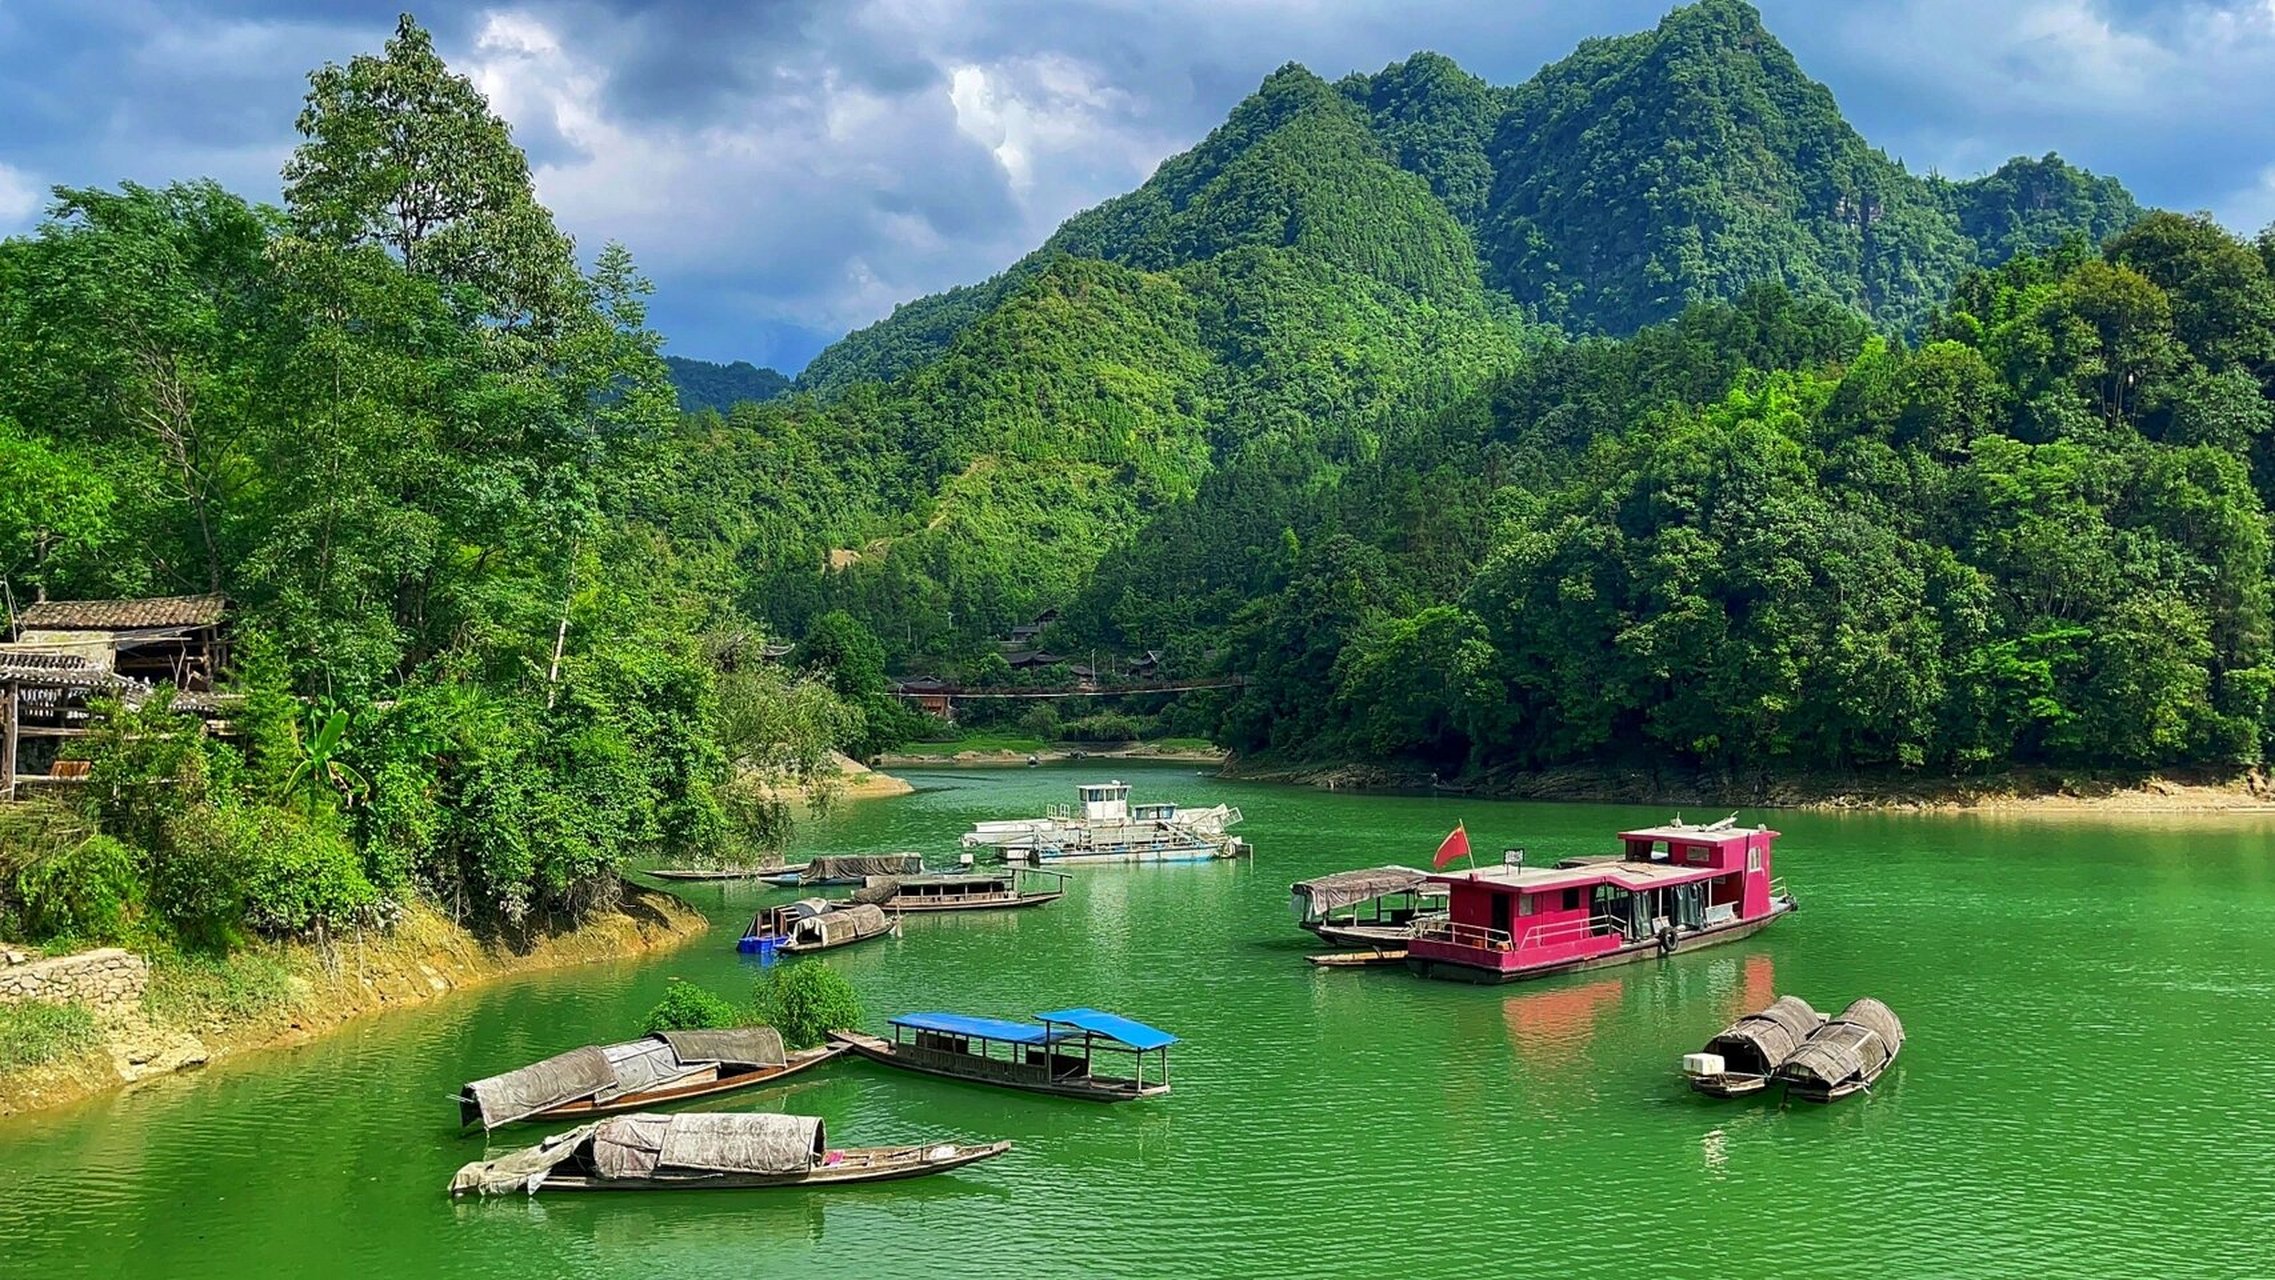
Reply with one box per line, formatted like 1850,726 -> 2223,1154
799,0 -> 2137,393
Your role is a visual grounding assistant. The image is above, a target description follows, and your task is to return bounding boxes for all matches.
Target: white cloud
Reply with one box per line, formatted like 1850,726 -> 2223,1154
0,162 -> 41,230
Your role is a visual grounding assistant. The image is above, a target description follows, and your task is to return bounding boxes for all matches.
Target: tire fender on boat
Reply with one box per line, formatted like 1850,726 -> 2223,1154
1657,926 -> 1678,955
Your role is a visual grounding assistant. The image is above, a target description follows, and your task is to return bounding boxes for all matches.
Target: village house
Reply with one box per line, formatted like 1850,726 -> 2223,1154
1,594 -> 231,801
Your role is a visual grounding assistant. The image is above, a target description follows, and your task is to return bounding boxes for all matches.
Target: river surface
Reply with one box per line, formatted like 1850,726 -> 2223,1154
3,763 -> 2272,1279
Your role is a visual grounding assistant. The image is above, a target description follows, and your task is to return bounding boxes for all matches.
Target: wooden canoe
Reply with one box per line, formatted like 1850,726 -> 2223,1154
478,1142 -> 1014,1194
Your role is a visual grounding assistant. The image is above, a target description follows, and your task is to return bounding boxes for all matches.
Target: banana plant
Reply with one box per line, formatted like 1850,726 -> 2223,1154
282,707 -> 370,813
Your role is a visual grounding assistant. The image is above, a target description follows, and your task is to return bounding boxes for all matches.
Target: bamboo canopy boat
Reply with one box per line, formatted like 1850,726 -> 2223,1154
868,867 -> 1069,913
448,1112 -> 1011,1197
758,853 -> 926,887
1290,865 -> 1448,948
1683,996 -> 1827,1097
832,1008 -> 1176,1101
458,1028 -> 840,1130
737,897 -> 898,956
1776,998 -> 1905,1102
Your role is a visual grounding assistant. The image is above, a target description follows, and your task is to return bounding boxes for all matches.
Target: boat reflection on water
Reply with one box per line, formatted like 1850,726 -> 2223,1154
1732,950 -> 1778,1020
1500,975 -> 1629,1071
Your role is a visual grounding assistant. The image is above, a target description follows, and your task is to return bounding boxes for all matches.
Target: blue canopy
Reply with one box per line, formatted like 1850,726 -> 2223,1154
888,1011 -> 1067,1045
1034,1008 -> 1178,1051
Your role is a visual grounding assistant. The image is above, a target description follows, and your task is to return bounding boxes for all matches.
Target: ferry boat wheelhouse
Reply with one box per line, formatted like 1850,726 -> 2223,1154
1405,819 -> 1795,984
960,781 -> 1248,864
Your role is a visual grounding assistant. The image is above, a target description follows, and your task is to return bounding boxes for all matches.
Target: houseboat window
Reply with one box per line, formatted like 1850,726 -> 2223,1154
1562,888 -> 1581,911
1682,844 -> 1709,864
1746,846 -> 1762,873
1517,894 -> 1536,917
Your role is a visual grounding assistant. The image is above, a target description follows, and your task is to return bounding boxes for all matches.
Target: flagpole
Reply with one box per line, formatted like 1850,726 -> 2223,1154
1463,820 -> 1476,874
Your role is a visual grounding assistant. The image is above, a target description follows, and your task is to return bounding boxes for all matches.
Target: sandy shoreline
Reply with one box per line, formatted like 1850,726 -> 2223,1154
1221,759 -> 2275,814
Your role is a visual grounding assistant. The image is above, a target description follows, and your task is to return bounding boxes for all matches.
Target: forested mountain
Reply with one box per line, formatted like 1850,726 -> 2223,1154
664,356 -> 790,412
799,0 -> 2136,394
701,4 -> 2275,786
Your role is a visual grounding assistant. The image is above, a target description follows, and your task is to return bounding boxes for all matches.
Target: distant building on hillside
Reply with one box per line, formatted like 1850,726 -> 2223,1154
1,594 -> 232,802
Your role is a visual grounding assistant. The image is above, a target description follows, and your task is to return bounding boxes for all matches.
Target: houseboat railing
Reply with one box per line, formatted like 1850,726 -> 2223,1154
1516,916 -> 1616,951
1769,876 -> 1791,901
1413,919 -> 1514,951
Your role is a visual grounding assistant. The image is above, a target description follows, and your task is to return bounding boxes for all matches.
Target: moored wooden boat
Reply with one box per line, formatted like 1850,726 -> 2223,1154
1291,865 -> 1447,949
757,853 -> 925,887
832,1007 -> 1176,1101
738,897 -> 898,955
1683,995 -> 1826,1097
1306,948 -> 1407,968
871,867 -> 1069,913
448,1112 -> 1010,1197
458,1028 -> 839,1130
645,865 -> 785,882
1775,998 -> 1904,1102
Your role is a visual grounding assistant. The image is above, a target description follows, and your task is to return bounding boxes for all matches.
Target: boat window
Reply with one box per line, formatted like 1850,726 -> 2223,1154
1517,894 -> 1536,917
1746,846 -> 1762,873
1681,844 -> 1709,864
1562,887 -> 1581,911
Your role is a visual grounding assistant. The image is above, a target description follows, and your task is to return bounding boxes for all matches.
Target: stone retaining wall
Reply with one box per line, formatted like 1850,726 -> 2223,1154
0,948 -> 148,1017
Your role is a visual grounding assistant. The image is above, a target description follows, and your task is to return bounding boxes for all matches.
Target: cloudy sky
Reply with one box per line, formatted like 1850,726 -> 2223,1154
3,1 -> 2273,372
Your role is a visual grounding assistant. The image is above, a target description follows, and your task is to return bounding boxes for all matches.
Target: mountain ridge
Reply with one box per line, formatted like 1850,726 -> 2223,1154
795,0 -> 2138,395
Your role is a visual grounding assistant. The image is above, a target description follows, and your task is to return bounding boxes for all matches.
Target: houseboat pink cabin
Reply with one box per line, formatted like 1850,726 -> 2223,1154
1405,819 -> 1796,984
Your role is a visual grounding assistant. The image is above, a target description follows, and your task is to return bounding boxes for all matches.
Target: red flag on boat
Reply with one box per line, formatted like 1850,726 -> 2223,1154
1433,822 -> 1471,870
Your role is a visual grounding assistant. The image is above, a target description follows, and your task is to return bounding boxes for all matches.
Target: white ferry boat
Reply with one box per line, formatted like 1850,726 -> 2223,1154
960,781 -> 1249,865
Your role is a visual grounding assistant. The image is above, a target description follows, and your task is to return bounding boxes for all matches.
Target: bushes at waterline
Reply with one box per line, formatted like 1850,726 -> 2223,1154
637,963 -> 865,1049
752,961 -> 864,1049
641,978 -> 744,1034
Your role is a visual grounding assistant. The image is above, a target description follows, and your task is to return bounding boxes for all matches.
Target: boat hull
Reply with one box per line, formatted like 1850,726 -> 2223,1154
498,1045 -> 845,1126
1686,1072 -> 1773,1098
1405,904 -> 1792,985
885,891 -> 1063,914
830,1031 -> 1168,1102
452,1142 -> 1012,1196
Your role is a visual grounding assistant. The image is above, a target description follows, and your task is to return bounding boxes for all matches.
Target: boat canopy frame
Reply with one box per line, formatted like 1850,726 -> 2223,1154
883,1008 -> 1177,1089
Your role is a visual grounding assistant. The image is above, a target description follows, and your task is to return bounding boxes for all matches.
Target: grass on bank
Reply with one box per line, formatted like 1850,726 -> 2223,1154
141,948 -> 304,1031
0,1001 -> 102,1072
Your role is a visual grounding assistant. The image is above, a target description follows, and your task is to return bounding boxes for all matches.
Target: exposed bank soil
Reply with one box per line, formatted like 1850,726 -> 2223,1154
833,751 -> 915,799
877,744 -> 1228,768
0,885 -> 707,1118
1223,759 -> 2275,814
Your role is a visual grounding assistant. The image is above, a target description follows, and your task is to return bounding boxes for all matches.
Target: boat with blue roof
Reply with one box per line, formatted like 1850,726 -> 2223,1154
829,1008 -> 1176,1100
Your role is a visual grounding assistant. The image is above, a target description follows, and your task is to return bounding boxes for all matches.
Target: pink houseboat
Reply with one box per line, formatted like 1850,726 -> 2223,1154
1405,818 -> 1796,984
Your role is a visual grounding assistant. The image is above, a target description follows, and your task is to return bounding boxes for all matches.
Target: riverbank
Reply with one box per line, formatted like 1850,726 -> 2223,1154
879,739 -> 1226,768
1223,758 -> 2275,813
0,883 -> 707,1118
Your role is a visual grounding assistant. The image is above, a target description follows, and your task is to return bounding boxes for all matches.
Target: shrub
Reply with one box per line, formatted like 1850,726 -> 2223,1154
1017,703 -> 1061,739
1061,711 -> 1151,742
12,834 -> 139,945
0,1001 -> 101,1071
156,804 -> 377,943
642,978 -> 742,1033
751,961 -> 861,1049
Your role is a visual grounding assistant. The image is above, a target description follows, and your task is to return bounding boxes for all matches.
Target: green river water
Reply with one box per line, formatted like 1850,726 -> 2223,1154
3,762 -> 2273,1279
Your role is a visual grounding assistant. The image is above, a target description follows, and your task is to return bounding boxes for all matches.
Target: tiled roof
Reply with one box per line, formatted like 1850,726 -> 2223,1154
14,594 -> 226,630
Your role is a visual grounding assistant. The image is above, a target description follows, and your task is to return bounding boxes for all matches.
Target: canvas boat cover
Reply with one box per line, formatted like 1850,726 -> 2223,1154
462,1027 -> 788,1128
1290,866 -> 1432,917
452,1122 -> 601,1196
1777,998 -> 1904,1091
849,878 -> 903,907
1704,995 -> 1826,1073
800,853 -> 924,883
590,1112 -> 826,1179
803,902 -> 891,946
658,1027 -> 786,1069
